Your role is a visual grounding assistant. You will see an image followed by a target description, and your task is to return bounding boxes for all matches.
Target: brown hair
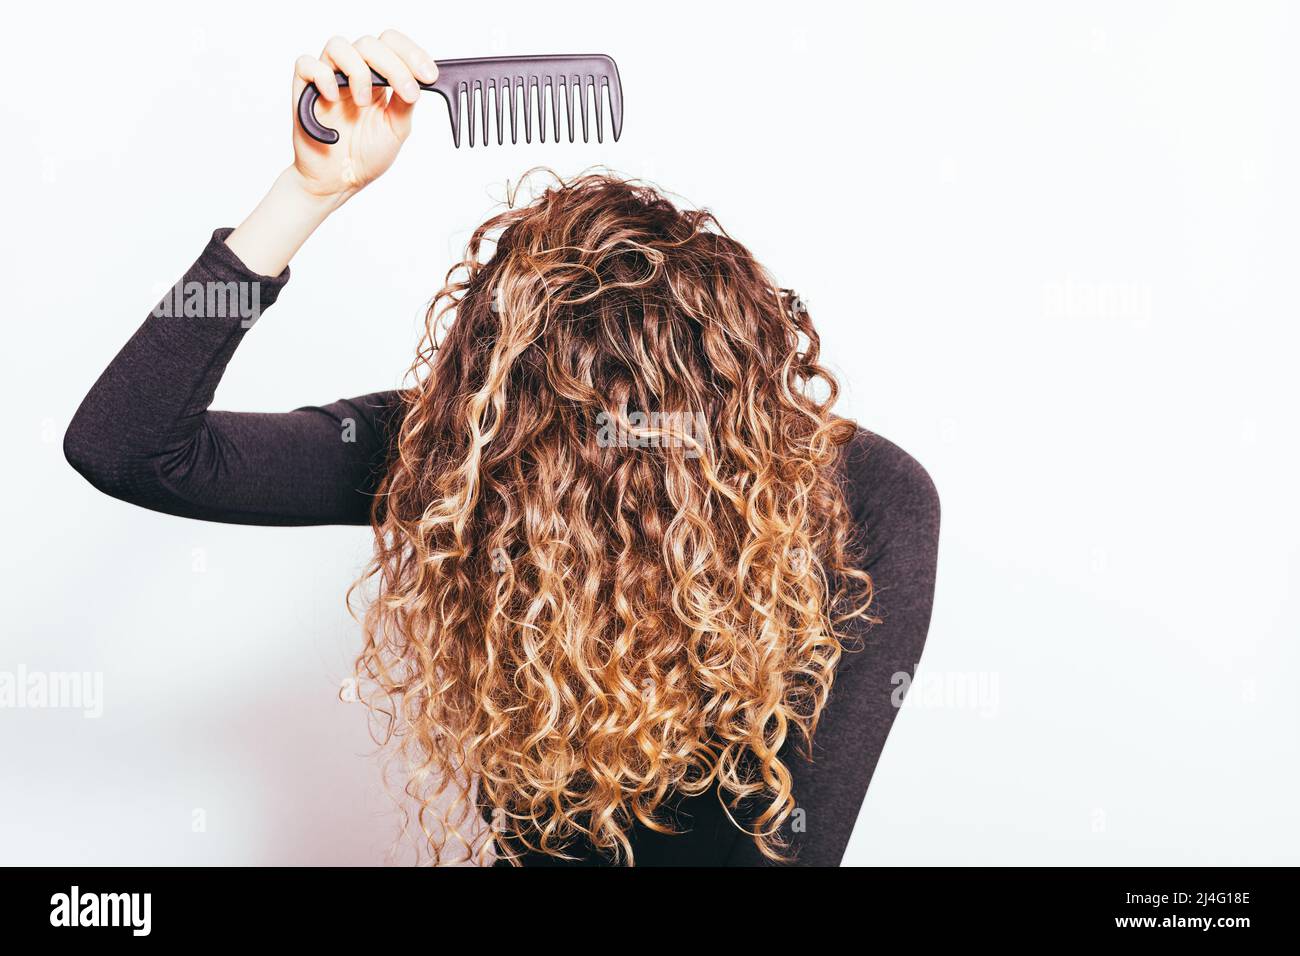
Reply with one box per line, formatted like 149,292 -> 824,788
350,170 -> 873,864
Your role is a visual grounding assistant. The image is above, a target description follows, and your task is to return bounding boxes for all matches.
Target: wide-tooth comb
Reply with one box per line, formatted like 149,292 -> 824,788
297,53 -> 623,147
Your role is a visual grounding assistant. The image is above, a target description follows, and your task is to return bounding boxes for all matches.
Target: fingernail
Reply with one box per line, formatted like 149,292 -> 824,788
401,81 -> 419,100
422,60 -> 438,82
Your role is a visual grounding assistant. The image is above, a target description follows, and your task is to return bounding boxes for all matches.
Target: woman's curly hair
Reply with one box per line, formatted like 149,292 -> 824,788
350,170 -> 874,865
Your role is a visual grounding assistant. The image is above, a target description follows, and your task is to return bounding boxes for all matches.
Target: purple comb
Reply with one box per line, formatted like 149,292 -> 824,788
297,54 -> 623,148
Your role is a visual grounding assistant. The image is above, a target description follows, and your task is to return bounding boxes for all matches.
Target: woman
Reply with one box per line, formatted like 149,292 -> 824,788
64,31 -> 940,866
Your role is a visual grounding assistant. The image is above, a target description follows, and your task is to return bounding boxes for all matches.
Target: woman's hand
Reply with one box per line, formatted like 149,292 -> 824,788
224,30 -> 436,277
291,30 -> 438,201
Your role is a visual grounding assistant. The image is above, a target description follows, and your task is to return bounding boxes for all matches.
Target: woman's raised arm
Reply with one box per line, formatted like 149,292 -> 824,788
62,228 -> 404,526
64,31 -> 437,526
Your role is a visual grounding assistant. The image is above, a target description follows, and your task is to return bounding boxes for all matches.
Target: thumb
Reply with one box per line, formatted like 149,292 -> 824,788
385,93 -> 417,142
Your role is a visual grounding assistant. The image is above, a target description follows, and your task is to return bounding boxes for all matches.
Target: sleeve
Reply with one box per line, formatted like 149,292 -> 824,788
725,427 -> 942,865
63,227 -> 405,527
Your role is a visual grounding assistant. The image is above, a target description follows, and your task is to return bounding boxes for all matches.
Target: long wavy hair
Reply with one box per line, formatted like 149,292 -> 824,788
350,170 -> 874,865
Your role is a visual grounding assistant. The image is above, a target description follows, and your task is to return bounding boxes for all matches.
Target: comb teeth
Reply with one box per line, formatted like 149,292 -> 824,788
436,54 -> 623,148
455,75 -> 608,147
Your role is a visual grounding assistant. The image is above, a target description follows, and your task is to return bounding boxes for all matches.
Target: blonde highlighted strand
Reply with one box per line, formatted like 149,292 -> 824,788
347,170 -> 875,865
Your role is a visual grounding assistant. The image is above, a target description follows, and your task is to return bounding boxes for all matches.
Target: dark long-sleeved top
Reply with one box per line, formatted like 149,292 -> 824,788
64,228 -> 941,866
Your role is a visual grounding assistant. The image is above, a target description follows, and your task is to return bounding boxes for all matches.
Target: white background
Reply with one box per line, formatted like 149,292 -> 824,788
2,0 -> 1297,865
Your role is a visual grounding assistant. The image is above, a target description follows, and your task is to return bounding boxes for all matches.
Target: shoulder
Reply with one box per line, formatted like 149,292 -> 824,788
834,424 -> 941,580
838,425 -> 940,526
323,389 -> 408,446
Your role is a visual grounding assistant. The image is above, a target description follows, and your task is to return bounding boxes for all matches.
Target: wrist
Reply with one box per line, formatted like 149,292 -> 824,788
277,165 -> 356,218
224,167 -> 350,277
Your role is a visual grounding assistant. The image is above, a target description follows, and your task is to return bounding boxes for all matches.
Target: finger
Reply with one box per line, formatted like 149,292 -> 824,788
294,54 -> 339,102
378,29 -> 438,85
355,34 -> 420,104
323,35 -> 373,106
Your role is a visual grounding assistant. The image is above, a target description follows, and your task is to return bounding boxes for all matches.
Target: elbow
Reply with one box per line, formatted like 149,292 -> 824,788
62,415 -> 102,485
63,411 -> 129,498
65,405 -> 198,512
